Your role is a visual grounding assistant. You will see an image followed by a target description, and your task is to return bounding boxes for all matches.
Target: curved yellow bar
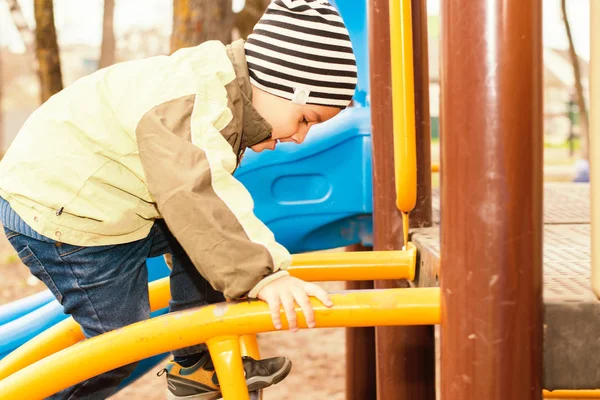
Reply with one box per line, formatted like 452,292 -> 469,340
543,390 -> 600,399
389,0 -> 417,213
0,288 -> 440,399
0,278 -> 171,381
289,244 -> 416,281
0,253 -> 417,380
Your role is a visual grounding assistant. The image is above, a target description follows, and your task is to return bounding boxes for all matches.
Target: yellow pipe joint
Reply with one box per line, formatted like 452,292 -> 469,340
207,336 -> 250,400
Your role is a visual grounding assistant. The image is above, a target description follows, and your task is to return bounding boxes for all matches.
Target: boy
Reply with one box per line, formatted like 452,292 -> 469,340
0,0 -> 357,398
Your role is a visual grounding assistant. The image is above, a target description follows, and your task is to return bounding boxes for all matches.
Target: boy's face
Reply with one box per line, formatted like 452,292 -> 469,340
250,85 -> 341,152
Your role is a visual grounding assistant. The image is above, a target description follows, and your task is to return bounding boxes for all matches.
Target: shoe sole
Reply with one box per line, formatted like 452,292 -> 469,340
166,358 -> 292,400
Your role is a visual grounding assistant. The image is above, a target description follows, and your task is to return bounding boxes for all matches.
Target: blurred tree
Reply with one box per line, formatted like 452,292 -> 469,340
235,0 -> 269,39
99,0 -> 116,69
171,0 -> 234,52
5,0 -> 35,55
562,0 -> 589,161
34,0 -> 63,103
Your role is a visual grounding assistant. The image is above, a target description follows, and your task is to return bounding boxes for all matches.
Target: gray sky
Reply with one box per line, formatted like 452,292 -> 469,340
0,0 -> 591,60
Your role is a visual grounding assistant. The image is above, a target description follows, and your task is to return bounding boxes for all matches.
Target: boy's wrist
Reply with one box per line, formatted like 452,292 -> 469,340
248,270 -> 290,298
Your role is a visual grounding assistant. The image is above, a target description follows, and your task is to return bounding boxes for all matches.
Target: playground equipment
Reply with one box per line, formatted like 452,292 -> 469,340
0,0 -> 599,399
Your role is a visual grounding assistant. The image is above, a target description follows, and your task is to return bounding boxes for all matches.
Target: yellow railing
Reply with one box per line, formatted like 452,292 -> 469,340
544,390 -> 600,399
0,288 -> 441,399
389,0 -> 417,249
0,248 -> 416,381
291,244 -> 416,281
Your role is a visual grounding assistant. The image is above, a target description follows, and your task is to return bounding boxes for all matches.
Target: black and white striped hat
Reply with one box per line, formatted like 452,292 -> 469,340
244,0 -> 357,109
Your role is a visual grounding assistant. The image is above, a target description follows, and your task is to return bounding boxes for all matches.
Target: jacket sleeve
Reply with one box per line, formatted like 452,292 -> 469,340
136,91 -> 291,300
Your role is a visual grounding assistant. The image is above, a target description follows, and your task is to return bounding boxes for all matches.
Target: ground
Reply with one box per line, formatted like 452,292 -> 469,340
0,146 -> 580,399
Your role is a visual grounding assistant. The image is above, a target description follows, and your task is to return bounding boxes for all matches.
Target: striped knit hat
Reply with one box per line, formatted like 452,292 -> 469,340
244,0 -> 357,109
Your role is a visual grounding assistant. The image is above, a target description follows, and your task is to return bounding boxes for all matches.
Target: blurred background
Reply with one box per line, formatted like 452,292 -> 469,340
0,0 -> 592,168
0,1 -> 593,398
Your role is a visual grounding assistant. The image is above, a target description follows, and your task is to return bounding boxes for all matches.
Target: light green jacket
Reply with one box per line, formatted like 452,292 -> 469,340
0,40 -> 291,299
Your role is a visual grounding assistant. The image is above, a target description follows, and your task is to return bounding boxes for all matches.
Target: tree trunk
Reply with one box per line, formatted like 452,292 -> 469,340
34,0 -> 63,103
99,0 -> 116,69
235,0 -> 268,39
562,0 -> 589,160
171,0 -> 234,53
5,0 -> 38,78
5,0 -> 35,54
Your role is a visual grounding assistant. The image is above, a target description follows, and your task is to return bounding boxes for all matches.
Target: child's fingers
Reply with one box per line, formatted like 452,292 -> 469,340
265,294 -> 282,330
280,293 -> 298,332
293,289 -> 315,328
304,283 -> 333,307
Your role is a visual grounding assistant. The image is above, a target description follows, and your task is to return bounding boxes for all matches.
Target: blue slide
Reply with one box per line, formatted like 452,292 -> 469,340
0,0 -> 373,390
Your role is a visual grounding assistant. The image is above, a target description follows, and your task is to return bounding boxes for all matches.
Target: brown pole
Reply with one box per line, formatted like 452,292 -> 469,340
440,1 -> 543,399
411,0 -> 433,229
345,245 -> 376,400
369,0 -> 435,398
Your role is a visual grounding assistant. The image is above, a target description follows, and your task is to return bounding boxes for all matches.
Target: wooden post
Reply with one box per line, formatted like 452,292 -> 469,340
369,0 -> 435,398
345,245 -> 376,400
440,1 -> 544,399
410,0 -> 433,229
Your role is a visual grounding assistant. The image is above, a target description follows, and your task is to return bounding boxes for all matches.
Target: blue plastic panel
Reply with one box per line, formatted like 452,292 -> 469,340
0,301 -> 65,357
0,290 -> 55,326
235,107 -> 374,253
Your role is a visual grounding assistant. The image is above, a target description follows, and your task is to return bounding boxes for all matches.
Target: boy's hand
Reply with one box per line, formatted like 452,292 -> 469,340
257,276 -> 333,332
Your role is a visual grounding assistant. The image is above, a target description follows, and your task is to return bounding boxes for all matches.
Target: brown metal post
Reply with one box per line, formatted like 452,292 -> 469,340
369,0 -> 435,398
411,0 -> 433,229
440,1 -> 543,399
345,245 -> 376,400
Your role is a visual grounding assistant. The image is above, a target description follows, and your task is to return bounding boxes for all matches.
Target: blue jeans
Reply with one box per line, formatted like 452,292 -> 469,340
4,220 -> 224,399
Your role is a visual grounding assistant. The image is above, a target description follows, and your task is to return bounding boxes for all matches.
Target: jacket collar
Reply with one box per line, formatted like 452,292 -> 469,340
226,40 -> 273,149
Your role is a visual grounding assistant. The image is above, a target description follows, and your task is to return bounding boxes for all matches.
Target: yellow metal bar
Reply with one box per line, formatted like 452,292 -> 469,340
431,163 -> 439,173
291,249 -> 408,266
239,335 -> 261,360
591,0 -> 600,298
0,249 -> 418,380
402,213 -> 410,250
544,389 -> 600,399
289,244 -> 416,281
0,288 -> 440,399
389,0 -> 417,213
0,278 -> 171,381
207,336 -> 250,400
0,318 -> 80,381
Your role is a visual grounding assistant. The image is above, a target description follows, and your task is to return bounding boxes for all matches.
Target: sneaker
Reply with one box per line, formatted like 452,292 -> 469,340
159,352 -> 292,400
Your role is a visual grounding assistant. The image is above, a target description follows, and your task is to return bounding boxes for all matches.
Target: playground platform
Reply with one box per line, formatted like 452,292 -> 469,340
412,182 -> 598,391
